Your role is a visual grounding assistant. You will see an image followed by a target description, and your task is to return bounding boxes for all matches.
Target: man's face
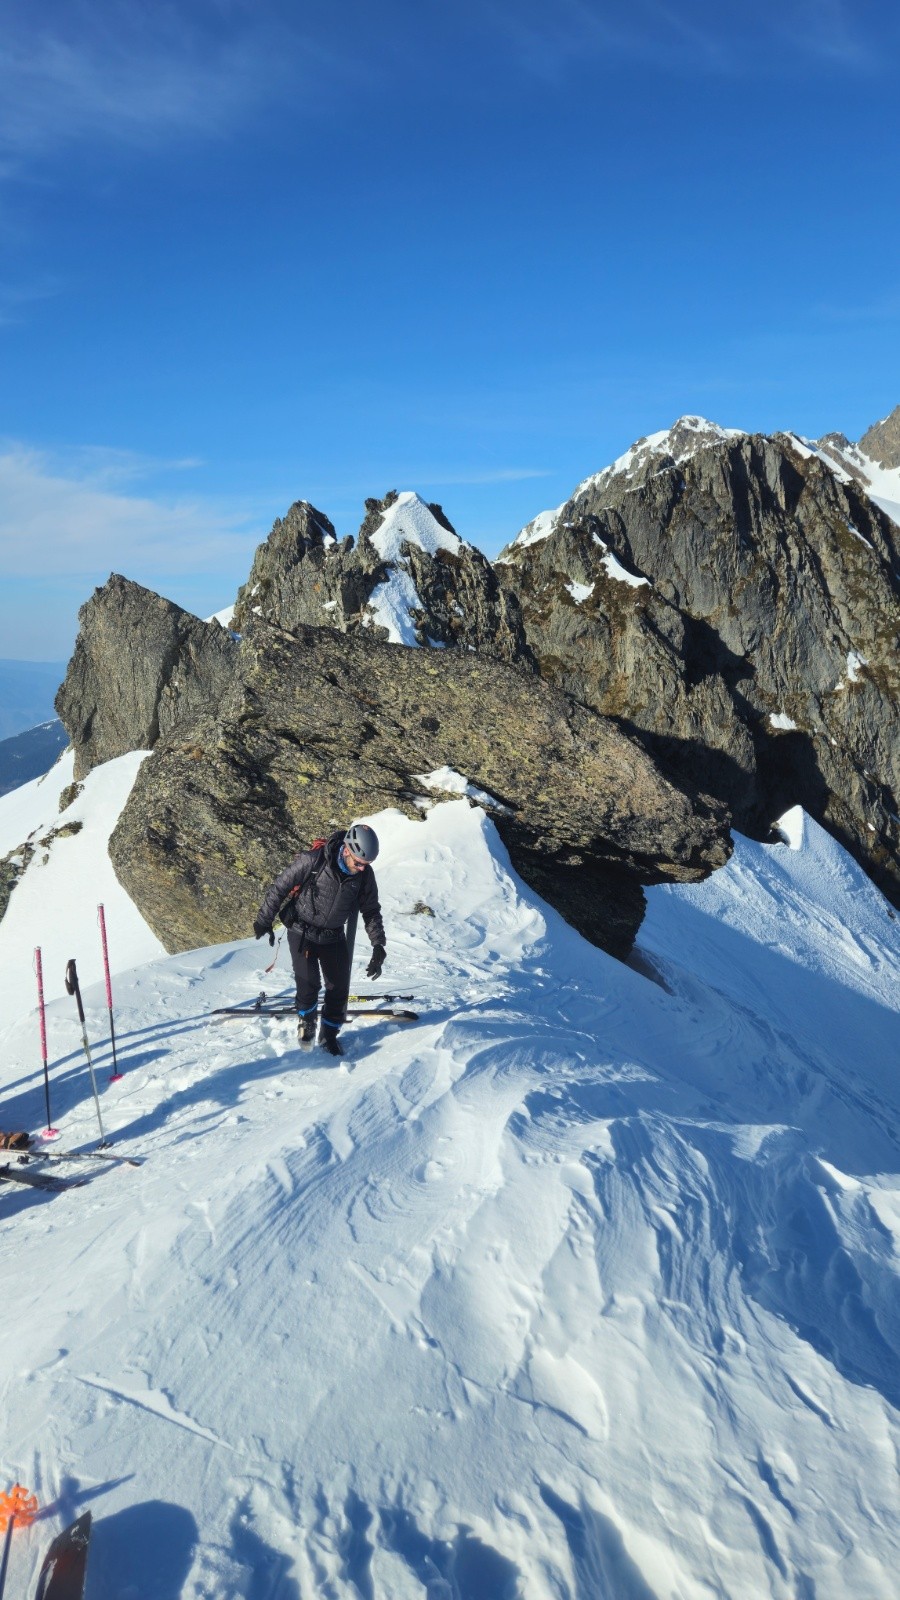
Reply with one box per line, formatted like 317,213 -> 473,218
342,843 -> 366,874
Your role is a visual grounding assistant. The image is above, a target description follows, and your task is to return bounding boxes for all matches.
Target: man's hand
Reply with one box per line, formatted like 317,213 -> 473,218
254,920 -> 275,946
366,943 -> 386,979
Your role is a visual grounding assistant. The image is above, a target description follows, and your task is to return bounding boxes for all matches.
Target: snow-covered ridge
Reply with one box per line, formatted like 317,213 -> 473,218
206,604 -> 235,628
574,414 -> 746,500
369,490 -> 462,563
505,411 -> 900,562
504,416 -> 746,557
2,775 -> 900,1596
507,503 -> 566,553
364,491 -> 462,646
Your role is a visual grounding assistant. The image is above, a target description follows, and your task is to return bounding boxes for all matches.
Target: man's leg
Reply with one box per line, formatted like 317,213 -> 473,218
288,930 -> 320,1035
318,938 -> 351,1041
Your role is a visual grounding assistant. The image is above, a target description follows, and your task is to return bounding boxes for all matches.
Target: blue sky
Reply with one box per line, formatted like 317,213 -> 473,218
1,0 -> 898,659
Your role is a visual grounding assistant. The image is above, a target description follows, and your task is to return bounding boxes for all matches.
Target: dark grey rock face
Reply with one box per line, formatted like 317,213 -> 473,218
56,575 -> 238,779
859,405 -> 900,470
498,425 -> 900,908
108,618 -> 730,961
233,491 -> 529,663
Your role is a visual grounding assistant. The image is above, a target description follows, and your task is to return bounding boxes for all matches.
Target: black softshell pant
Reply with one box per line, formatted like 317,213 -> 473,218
287,929 -> 350,1032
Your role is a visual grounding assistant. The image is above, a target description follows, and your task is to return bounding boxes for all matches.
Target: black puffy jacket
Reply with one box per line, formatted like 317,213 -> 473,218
256,831 -> 385,948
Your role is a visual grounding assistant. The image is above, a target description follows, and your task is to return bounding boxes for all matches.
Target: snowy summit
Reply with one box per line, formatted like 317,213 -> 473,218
363,491 -> 463,646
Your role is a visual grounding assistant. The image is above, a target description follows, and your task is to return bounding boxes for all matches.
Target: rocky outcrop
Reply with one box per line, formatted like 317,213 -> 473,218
233,491 -> 529,662
108,617 -> 730,960
859,405 -> 900,470
498,421 -> 900,908
56,575 -> 239,779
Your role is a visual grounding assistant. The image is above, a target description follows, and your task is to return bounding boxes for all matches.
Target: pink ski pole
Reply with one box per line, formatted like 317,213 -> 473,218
97,904 -> 122,1082
34,948 -> 59,1140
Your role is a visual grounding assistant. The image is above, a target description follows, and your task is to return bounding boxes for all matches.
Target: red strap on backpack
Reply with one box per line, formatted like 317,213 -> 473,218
285,838 -> 328,903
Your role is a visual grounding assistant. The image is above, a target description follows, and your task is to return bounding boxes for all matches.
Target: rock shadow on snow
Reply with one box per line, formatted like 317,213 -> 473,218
538,1485 -> 659,1600
337,1490 -> 375,1600
379,1506 -> 520,1599
230,1499 -> 301,1600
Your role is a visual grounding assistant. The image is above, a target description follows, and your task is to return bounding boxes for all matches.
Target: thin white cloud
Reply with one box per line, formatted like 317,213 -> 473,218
812,289 -> 900,324
45,445 -> 207,490
478,0 -> 883,78
0,274 -> 63,327
0,2 -> 340,163
395,468 -> 553,487
0,440 -> 262,579
778,0 -> 875,66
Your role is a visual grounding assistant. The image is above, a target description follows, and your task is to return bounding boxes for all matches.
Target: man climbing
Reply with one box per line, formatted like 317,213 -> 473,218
253,824 -> 386,1059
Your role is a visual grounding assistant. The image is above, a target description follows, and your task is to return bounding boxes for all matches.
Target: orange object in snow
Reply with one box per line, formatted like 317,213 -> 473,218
0,1483 -> 38,1530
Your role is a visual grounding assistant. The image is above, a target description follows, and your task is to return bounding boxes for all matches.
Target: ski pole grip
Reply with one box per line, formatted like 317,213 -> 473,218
65,959 -> 86,1024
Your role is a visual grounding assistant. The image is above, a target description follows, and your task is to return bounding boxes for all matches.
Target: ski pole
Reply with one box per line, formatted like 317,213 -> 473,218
0,1484 -> 38,1600
34,949 -> 59,1141
64,959 -> 108,1148
0,1517 -> 8,1600
97,904 -> 122,1082
343,907 -> 359,1025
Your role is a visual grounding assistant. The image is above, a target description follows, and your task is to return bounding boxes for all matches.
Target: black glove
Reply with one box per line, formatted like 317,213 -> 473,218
366,943 -> 386,979
253,920 -> 275,946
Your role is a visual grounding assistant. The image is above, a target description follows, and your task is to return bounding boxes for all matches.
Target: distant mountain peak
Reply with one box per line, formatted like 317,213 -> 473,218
580,415 -> 746,494
858,404 -> 900,470
503,416 -> 748,558
813,408 -> 900,527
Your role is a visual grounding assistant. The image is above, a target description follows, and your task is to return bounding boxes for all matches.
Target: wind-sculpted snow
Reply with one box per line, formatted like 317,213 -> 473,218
1,801 -> 899,1596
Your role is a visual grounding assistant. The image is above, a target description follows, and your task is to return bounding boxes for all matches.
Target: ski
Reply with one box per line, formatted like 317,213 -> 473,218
232,990 -> 414,1011
213,1005 -> 418,1022
21,1148 -> 144,1169
214,1005 -> 314,1017
34,1511 -> 92,1600
0,1163 -> 86,1193
346,1007 -> 418,1021
348,993 -> 415,1004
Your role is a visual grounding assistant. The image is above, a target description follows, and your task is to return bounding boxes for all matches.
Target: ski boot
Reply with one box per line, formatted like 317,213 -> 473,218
318,1024 -> 344,1061
297,1008 -> 318,1051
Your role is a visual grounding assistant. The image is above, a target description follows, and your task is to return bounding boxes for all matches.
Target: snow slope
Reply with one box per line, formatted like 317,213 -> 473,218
1,799 -> 899,1597
0,750 -> 165,1029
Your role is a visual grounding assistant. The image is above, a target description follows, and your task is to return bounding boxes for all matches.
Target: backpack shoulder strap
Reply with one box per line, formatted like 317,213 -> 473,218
284,840 -> 327,905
